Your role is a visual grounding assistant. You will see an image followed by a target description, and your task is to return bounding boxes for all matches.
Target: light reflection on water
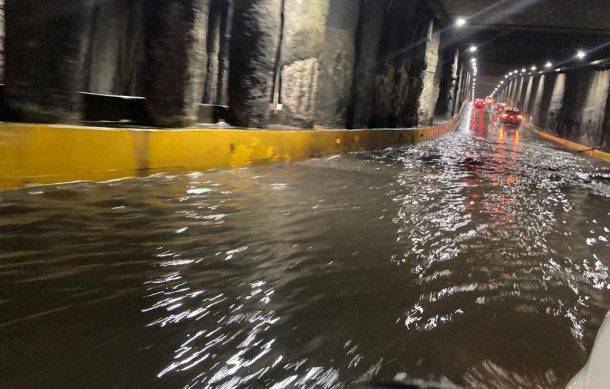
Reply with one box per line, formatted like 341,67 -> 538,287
1,109 -> 610,388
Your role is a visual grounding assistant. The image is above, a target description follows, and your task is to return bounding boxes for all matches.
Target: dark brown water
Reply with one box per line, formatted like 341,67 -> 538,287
1,107 -> 610,388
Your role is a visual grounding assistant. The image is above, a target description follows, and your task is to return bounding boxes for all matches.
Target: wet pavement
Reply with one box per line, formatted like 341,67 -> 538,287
1,104 -> 610,388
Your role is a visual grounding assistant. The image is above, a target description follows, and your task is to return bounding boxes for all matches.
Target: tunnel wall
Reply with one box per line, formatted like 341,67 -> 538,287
1,0 -> 462,130
512,66 -> 610,149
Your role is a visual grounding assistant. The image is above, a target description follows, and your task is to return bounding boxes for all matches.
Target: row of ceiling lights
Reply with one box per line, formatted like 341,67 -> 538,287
490,50 -> 594,97
454,16 -> 599,98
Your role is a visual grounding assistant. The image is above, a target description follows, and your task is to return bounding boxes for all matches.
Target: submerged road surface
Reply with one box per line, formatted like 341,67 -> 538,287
1,105 -> 610,388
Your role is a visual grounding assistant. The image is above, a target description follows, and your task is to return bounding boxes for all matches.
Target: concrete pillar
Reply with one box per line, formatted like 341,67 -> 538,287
315,0 -> 360,128
417,20 -> 441,126
143,0 -> 210,127
280,0 -> 330,128
201,0 -> 232,106
229,0 -> 329,128
546,73 -> 566,131
452,51 -> 465,115
447,49 -> 460,116
228,0 -> 281,127
580,69 -> 610,145
523,75 -> 534,114
349,0 -> 389,128
531,74 -> 545,124
84,0 -> 146,96
202,0 -> 222,105
506,79 -> 515,105
0,0 -> 4,82
512,76 -> 525,108
5,0 -> 94,123
216,0 -> 232,106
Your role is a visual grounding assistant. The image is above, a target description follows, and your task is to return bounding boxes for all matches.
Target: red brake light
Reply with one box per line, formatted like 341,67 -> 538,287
501,114 -> 508,118
517,115 -> 523,119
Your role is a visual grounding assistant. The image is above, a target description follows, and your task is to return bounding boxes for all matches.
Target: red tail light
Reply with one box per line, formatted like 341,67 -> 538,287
517,115 -> 523,120
501,114 -> 508,118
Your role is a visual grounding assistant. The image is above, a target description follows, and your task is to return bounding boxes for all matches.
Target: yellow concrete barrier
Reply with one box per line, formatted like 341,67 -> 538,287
525,123 -> 610,163
0,116 -> 461,190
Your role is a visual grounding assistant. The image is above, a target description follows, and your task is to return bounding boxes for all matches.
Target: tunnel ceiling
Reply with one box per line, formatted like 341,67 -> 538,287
438,0 -> 610,84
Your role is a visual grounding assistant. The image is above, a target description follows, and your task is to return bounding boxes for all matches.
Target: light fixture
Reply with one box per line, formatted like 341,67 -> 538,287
544,62 -> 553,68
500,80 -> 504,84
468,45 -> 478,53
555,67 -> 561,72
576,50 -> 586,59
521,68 -> 526,73
456,18 -> 467,27
531,66 -> 537,71
590,59 -> 603,65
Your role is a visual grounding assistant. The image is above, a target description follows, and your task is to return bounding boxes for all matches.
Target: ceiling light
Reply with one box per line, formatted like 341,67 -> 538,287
456,18 -> 467,27
555,68 -> 561,72
521,68 -> 526,73
576,50 -> 586,59
544,62 -> 553,68
531,66 -> 537,71
468,45 -> 477,53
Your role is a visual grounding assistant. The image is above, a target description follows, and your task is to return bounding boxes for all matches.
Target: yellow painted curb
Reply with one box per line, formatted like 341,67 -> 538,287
525,123 -> 610,163
0,115 -> 462,190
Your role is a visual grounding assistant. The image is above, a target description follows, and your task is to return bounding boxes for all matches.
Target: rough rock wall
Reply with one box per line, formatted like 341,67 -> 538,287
144,0 -> 210,127
314,0 -> 359,129
438,49 -> 459,117
416,20 -> 441,126
85,0 -> 146,96
203,0 -> 232,105
5,0 -> 95,123
280,0 -> 329,128
228,0 -> 282,127
349,0 -> 388,129
0,0 -> 4,82
369,0 -> 429,128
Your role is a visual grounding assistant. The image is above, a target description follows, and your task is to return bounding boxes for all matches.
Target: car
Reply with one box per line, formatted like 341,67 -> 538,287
485,96 -> 495,105
499,108 -> 523,126
473,99 -> 485,108
495,103 -> 506,112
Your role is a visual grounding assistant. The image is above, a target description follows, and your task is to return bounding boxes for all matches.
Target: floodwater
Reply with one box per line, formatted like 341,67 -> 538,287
1,106 -> 610,389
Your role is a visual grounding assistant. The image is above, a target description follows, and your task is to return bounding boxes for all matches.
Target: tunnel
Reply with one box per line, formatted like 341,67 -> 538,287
1,1 -> 610,389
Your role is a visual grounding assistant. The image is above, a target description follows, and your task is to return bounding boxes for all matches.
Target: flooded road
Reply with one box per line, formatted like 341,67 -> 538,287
1,105 -> 610,388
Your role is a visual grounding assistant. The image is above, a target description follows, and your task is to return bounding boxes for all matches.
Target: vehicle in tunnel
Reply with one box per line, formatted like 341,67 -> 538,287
473,99 -> 485,108
499,108 -> 523,127
495,103 -> 506,113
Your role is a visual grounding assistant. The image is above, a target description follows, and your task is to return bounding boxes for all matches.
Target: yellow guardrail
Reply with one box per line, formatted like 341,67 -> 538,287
0,116 -> 461,190
525,123 -> 610,163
